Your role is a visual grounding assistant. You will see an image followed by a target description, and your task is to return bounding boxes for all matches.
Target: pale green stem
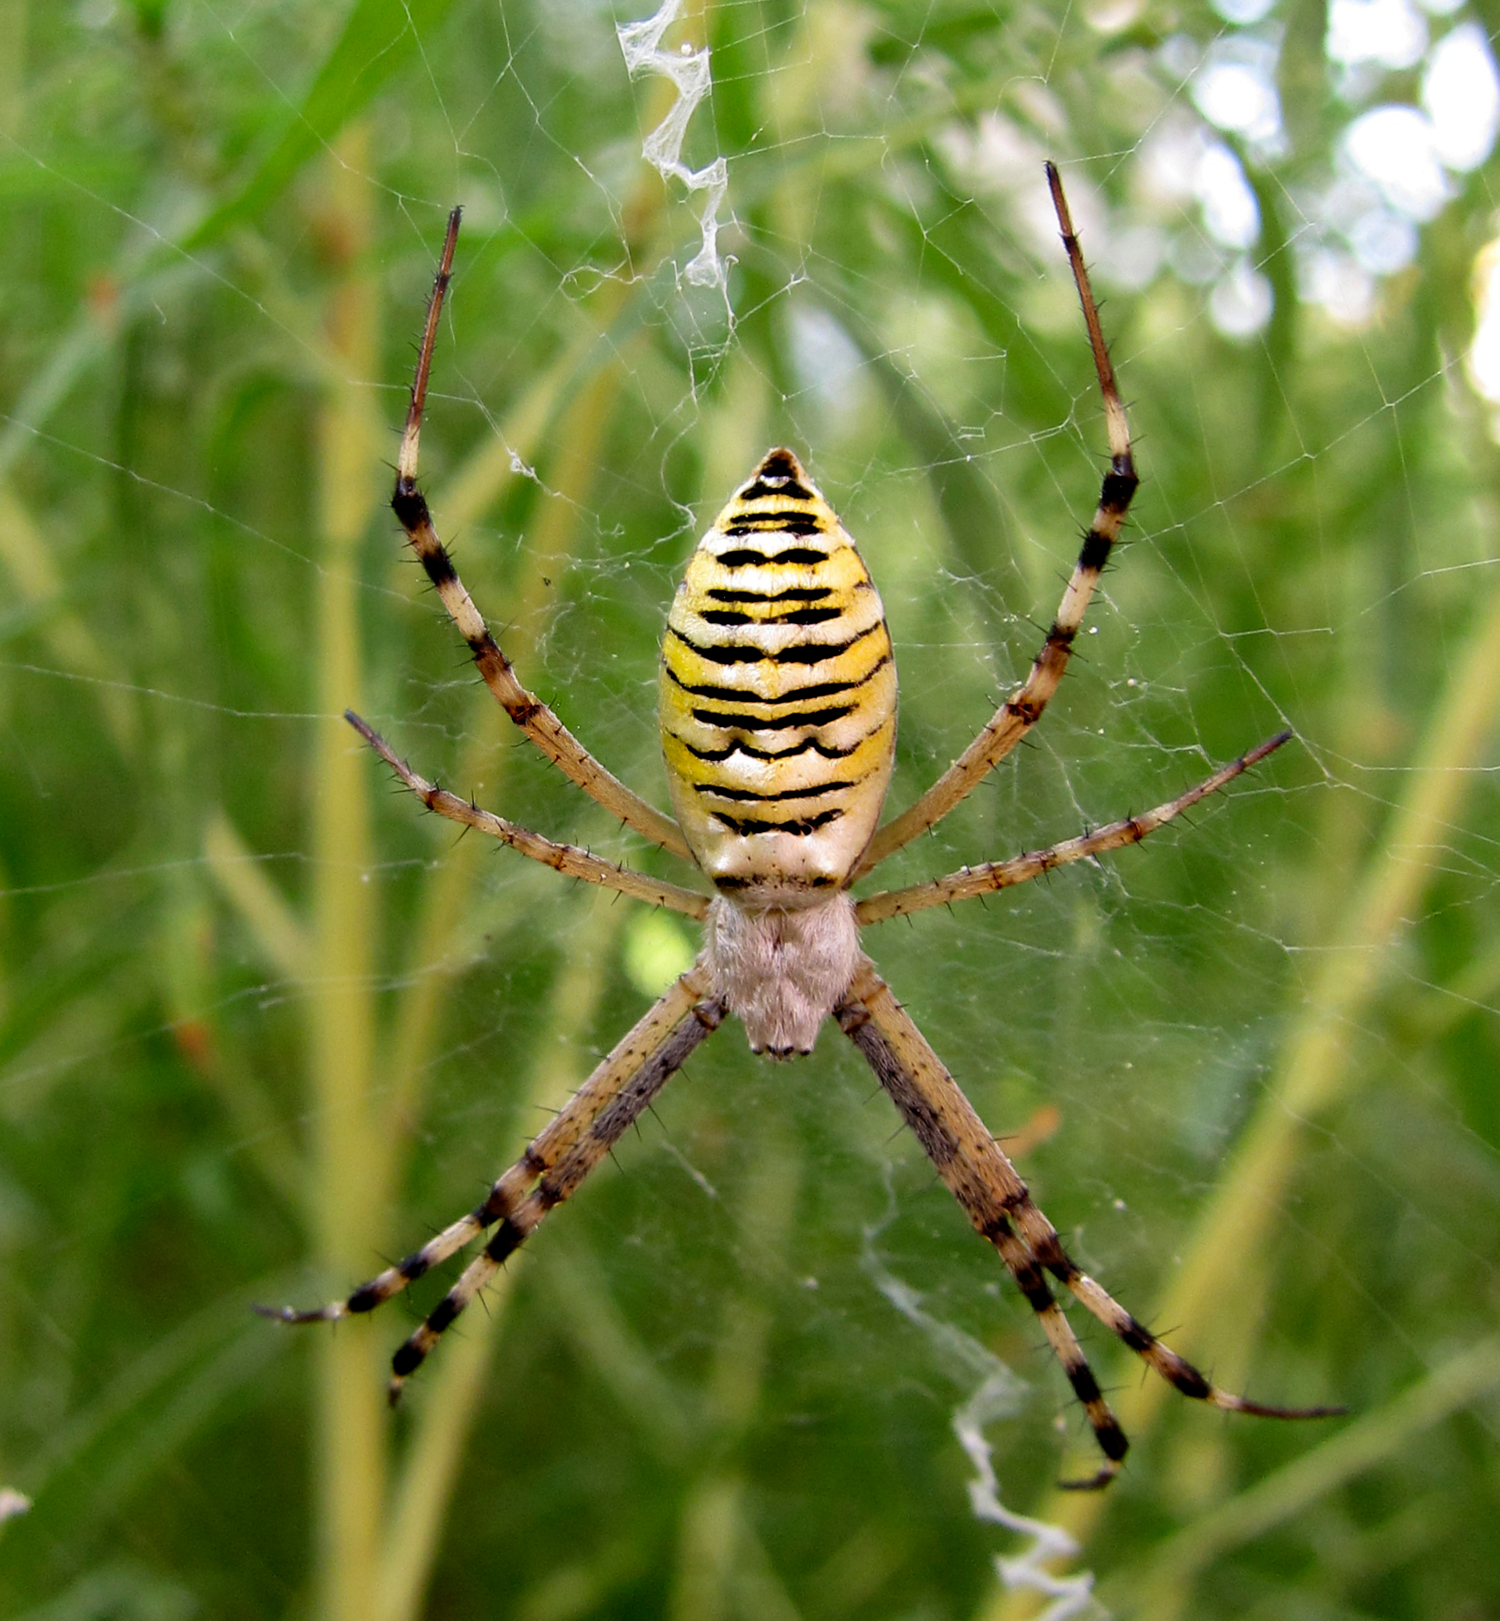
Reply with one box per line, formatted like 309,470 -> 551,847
309,126 -> 387,1621
665,1134 -> 804,1617
732,1517 -> 806,1621
435,328 -> 590,539
538,1241 -> 697,1460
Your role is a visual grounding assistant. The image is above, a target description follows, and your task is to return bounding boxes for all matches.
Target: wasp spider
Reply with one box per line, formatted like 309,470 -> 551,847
263,165 -> 1340,1488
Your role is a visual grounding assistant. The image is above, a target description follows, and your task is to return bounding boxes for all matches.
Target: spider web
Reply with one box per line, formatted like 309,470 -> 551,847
1,1 -> 1499,1619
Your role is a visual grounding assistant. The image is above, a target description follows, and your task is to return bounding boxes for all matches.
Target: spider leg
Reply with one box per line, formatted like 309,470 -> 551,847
854,163 -> 1135,879
390,207 -> 691,862
346,710 -> 710,919
855,731 -> 1290,924
835,958 -> 1341,1488
258,967 -> 722,1360
383,987 -> 726,1402
836,959 -> 1128,1487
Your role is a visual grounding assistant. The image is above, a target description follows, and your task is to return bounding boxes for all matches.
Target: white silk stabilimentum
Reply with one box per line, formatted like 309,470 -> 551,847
617,0 -> 731,290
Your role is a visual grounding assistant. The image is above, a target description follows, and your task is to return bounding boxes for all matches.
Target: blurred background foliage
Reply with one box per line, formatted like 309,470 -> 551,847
1,0 -> 1499,1617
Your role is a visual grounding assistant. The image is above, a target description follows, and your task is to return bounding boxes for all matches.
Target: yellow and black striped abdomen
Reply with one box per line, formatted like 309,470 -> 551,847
660,449 -> 897,901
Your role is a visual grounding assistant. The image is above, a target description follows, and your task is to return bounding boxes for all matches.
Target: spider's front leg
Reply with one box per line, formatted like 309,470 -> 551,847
388,206 -> 690,861
854,163 -> 1137,878
259,967 -> 726,1400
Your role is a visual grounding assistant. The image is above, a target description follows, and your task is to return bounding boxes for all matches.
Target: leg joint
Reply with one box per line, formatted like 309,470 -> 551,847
484,1217 -> 527,1263
1014,1261 -> 1053,1312
1100,469 -> 1137,512
391,1338 -> 427,1378
1066,1361 -> 1103,1405
1031,1232 -> 1078,1282
1096,1415 -> 1130,1461
692,998 -> 726,1031
398,1249 -> 431,1283
1078,527 -> 1112,574
391,481 -> 431,531
425,1293 -> 460,1335
1167,1361 -> 1212,1401
835,1000 -> 872,1035
1119,1316 -> 1154,1353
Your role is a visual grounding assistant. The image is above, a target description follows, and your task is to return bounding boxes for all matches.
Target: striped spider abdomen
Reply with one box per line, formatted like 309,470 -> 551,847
659,448 -> 897,903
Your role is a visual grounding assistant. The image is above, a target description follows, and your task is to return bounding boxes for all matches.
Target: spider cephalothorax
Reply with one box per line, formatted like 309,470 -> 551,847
262,166 -> 1340,1488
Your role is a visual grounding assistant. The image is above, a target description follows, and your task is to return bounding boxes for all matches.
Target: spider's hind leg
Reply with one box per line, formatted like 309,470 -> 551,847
836,959 -> 1129,1487
259,967 -> 725,1396
1007,1201 -> 1345,1426
385,985 -> 726,1400
835,957 -> 1342,1487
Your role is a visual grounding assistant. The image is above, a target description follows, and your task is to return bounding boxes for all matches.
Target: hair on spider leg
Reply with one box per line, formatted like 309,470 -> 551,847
469,1279 -> 503,1324
881,1120 -> 911,1151
857,1080 -> 886,1110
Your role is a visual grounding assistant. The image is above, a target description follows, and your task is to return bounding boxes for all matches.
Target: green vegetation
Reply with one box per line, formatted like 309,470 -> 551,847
2,1 -> 1498,1618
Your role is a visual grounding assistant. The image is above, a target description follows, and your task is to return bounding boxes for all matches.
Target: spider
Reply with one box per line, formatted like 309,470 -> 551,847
263,164 -> 1341,1489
